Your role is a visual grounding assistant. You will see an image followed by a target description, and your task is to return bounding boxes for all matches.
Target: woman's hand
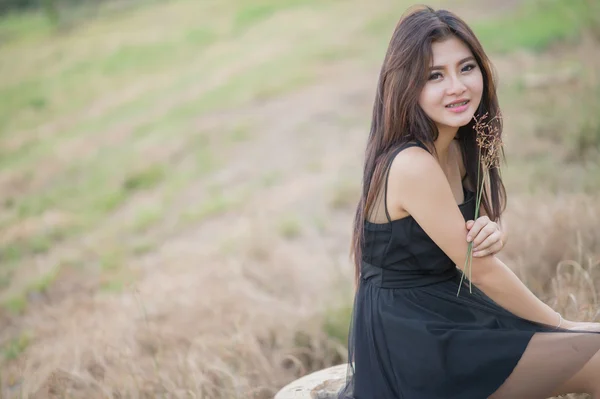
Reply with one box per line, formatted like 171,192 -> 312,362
466,216 -> 504,257
564,320 -> 600,332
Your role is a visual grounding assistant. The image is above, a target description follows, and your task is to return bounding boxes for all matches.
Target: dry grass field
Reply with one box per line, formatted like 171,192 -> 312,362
0,0 -> 599,397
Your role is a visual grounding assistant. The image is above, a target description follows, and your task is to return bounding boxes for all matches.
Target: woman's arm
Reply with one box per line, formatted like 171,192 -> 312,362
387,147 -> 569,328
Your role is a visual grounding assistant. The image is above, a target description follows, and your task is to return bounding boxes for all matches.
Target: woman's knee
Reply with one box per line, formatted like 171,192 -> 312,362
581,350 -> 600,396
550,349 -> 600,396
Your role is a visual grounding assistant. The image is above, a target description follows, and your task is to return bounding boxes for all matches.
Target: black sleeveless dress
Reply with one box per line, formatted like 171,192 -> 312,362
337,141 -> 600,399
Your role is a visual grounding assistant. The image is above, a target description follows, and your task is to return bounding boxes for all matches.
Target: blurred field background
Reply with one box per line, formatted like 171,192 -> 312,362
0,0 -> 599,397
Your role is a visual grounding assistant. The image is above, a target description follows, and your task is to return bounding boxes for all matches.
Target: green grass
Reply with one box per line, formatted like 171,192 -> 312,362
0,11 -> 53,41
0,160 -> 167,265
363,0 -> 596,55
181,191 -> 243,225
473,0 -> 598,53
99,250 -> 126,272
2,332 -> 31,361
232,0 -> 319,33
123,165 -> 166,192
0,0 -> 347,187
500,72 -> 600,194
0,271 -> 11,290
0,0 -> 336,138
0,267 -> 61,314
0,10 -> 332,263
278,216 -> 302,239
100,277 -> 128,293
131,240 -> 154,255
0,33 -> 215,137
131,203 -> 164,233
0,225 -> 72,266
3,294 -> 27,315
26,266 -> 60,294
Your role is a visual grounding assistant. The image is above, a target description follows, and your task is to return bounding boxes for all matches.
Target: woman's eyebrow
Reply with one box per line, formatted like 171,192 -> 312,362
430,56 -> 475,71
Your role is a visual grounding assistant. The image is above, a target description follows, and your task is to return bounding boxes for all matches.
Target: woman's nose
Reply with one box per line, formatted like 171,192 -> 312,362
447,76 -> 467,95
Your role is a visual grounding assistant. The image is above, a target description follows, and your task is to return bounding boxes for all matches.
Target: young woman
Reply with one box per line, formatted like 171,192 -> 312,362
338,6 -> 600,399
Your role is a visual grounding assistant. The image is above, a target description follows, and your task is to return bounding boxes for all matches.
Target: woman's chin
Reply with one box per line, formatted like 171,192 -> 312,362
438,120 -> 471,130
446,112 -> 475,128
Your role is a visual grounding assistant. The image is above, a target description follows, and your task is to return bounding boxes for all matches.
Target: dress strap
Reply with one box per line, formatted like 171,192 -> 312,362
382,141 -> 430,222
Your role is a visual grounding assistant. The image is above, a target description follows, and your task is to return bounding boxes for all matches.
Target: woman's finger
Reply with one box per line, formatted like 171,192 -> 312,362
473,242 -> 502,257
472,223 -> 497,248
570,322 -> 600,332
473,231 -> 502,255
466,216 -> 490,242
473,229 -> 502,251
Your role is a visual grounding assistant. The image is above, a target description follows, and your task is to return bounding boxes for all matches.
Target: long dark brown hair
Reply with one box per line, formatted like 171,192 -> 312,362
351,5 -> 507,287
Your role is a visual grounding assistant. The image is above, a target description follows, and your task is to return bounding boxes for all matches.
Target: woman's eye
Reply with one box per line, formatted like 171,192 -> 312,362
428,72 -> 442,81
462,63 -> 476,72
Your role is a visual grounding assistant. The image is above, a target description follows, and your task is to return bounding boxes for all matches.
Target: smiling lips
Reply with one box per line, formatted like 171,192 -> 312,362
445,99 -> 470,113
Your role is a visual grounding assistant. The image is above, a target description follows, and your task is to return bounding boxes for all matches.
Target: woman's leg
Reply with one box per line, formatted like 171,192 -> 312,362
550,349 -> 600,397
489,332 -> 600,398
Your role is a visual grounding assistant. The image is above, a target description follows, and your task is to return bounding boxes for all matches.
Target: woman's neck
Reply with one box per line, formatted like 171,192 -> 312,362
434,126 -> 459,169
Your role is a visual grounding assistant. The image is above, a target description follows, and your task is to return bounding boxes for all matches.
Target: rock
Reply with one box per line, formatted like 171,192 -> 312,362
275,364 -> 348,399
311,377 -> 345,399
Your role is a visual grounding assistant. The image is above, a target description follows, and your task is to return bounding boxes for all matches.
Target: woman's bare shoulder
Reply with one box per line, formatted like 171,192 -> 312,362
388,145 -> 436,178
386,145 -> 441,216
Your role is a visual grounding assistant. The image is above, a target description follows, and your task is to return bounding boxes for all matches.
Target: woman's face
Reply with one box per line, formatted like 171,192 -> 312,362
418,36 -> 483,135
